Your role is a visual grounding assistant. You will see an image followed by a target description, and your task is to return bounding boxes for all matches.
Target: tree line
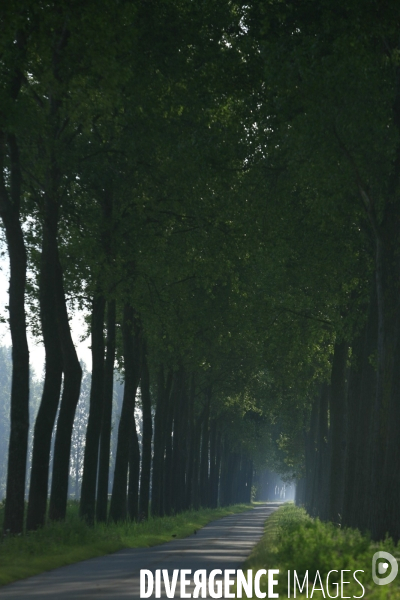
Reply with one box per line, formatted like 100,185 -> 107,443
0,350 -> 126,503
1,0 -> 400,542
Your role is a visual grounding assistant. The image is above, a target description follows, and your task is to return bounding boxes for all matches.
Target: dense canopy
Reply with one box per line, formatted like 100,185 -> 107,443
0,0 -> 399,541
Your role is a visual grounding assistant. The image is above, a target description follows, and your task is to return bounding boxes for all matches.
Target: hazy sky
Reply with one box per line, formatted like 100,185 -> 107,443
0,251 -> 92,378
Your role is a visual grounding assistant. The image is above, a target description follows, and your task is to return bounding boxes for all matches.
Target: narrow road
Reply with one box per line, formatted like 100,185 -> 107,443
0,503 -> 280,599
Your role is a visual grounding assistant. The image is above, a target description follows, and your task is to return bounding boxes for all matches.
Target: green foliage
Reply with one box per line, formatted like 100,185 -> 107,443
2,0 -> 399,507
243,504 -> 400,599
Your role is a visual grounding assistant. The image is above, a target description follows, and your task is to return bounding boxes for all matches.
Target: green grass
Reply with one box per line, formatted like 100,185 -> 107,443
0,501 -> 251,586
241,504 -> 400,599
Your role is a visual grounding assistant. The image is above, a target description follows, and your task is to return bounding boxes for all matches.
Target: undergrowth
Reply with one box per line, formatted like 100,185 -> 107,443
0,500 -> 251,586
242,504 -> 400,599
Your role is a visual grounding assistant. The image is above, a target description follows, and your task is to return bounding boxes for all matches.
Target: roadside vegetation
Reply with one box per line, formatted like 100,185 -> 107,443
0,501 -> 251,586
242,505 -> 400,599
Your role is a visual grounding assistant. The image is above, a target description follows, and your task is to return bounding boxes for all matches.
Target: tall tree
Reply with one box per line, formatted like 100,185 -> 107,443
0,20 -> 30,534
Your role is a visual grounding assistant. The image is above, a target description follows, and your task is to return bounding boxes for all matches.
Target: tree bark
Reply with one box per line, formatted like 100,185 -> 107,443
209,420 -> 219,508
341,318 -> 368,529
96,299 -> 116,522
314,383 -> 329,521
171,368 -> 187,513
49,253 -> 83,521
109,304 -> 142,523
139,349 -> 152,519
184,374 -> 195,510
191,410 -> 203,510
80,295 -> 106,524
27,198 -> 62,530
328,339 -> 348,524
128,416 -> 140,521
304,399 -> 318,515
0,131 -> 30,535
151,366 -> 172,517
163,372 -> 175,516
199,390 -> 210,507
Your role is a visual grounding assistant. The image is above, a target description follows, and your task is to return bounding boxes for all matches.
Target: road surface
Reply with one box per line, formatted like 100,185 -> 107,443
0,503 -> 280,599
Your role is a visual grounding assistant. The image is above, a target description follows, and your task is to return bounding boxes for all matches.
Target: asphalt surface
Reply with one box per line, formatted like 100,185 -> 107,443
0,503 -> 280,599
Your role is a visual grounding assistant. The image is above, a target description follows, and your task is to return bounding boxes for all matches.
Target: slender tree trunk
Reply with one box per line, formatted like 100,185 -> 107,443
0,132 -> 30,535
27,202 -> 63,529
369,236 -> 400,539
341,322 -> 367,528
304,399 -> 318,515
184,375 -> 195,510
215,430 -> 222,507
96,299 -> 116,522
151,366 -> 172,517
49,253 -> 83,521
139,350 -> 152,519
351,293 -> 377,532
314,383 -> 329,521
128,416 -> 140,521
163,373 -> 176,516
80,295 -> 106,524
191,411 -> 203,510
171,369 -> 187,513
200,390 -> 210,507
371,211 -> 400,540
328,340 -> 348,524
109,304 -> 141,523
209,420 -> 219,508
245,460 -> 253,503
219,437 -> 233,507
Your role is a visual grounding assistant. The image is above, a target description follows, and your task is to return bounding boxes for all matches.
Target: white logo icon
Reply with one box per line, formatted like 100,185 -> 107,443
372,551 -> 399,586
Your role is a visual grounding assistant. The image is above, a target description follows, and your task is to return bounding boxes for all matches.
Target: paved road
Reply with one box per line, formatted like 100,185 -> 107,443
0,503 -> 280,599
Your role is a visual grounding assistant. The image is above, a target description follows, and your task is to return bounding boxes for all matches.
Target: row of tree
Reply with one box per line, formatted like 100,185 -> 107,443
255,1 -> 400,542
1,0 -> 399,541
0,350 -> 126,502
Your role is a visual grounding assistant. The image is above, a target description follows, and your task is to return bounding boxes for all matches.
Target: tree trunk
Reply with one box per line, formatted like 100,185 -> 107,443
214,430 -> 222,507
163,373 -> 176,516
0,132 -> 30,535
96,299 -> 116,522
151,366 -> 172,517
314,383 -> 329,521
49,253 -> 83,521
171,369 -> 187,514
109,304 -> 142,523
80,295 -> 106,524
191,411 -> 203,510
128,416 -> 140,521
209,420 -> 219,508
139,349 -> 152,519
383,309 -> 400,542
328,340 -> 348,524
350,294 -> 376,532
341,315 -> 371,529
369,234 -> 400,539
27,199 -> 63,530
184,375 -> 195,511
304,399 -> 318,515
200,390 -> 210,507
378,67 -> 400,543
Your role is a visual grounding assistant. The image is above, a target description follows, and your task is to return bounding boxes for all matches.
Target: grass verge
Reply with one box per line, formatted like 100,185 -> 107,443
0,501 -> 251,587
242,504 -> 400,599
